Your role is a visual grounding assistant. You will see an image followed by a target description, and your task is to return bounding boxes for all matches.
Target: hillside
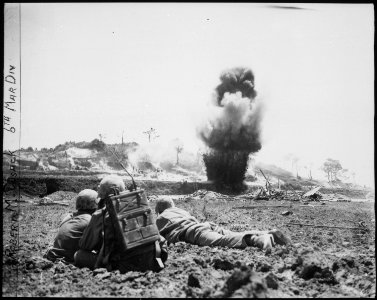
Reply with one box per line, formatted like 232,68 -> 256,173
3,139 -> 372,195
4,140 -> 142,172
3,139 -> 206,182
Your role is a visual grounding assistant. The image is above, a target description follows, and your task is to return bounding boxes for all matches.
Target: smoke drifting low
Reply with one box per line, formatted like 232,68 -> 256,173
198,67 -> 263,189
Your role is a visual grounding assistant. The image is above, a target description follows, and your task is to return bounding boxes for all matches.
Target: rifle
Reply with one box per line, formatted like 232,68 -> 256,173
107,147 -> 138,191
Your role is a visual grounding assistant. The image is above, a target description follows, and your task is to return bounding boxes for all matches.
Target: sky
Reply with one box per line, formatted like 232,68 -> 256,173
3,3 -> 374,187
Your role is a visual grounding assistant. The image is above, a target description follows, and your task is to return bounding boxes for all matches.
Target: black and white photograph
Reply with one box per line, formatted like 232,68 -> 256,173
3,3 -> 375,297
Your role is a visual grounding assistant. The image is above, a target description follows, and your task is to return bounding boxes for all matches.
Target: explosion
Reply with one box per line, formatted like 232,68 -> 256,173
198,67 -> 263,190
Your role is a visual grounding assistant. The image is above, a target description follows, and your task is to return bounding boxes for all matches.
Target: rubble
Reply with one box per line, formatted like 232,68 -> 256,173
322,194 -> 351,202
281,211 -> 293,216
302,186 -> 323,201
238,187 -> 302,201
182,185 -> 355,204
37,191 -> 76,206
177,189 -> 231,204
303,186 -> 321,198
191,189 -> 211,198
38,197 -> 69,206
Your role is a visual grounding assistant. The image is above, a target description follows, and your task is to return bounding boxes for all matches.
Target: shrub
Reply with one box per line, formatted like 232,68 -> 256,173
88,139 -> 106,151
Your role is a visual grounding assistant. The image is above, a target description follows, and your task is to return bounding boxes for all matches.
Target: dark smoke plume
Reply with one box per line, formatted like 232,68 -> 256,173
199,95 -> 262,152
200,67 -> 262,153
198,67 -> 263,190
203,150 -> 250,185
215,68 -> 257,106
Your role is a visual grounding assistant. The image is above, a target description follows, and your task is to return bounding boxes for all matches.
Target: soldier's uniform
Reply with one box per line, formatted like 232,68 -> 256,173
156,207 -> 270,248
44,189 -> 98,263
74,208 -> 106,269
78,209 -> 104,253
75,208 -> 168,270
74,175 -> 128,269
74,175 -> 168,271
45,212 -> 92,262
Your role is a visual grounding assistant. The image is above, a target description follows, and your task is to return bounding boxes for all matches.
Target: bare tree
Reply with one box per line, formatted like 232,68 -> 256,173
308,163 -> 313,180
143,127 -> 159,143
294,158 -> 301,179
98,133 -> 106,142
303,165 -> 312,180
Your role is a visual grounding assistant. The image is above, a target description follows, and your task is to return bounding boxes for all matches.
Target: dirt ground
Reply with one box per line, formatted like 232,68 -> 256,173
2,189 -> 376,298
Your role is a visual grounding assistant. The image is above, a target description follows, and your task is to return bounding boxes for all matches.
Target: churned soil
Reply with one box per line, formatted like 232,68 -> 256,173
3,189 -> 375,297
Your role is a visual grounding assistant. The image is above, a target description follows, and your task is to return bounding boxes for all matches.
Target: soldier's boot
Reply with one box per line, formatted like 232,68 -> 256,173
245,233 -> 275,251
268,230 -> 291,246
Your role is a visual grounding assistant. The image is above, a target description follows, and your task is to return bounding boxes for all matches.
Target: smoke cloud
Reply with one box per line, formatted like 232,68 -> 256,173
215,67 -> 257,105
197,67 -> 264,189
199,92 -> 263,152
198,67 -> 263,153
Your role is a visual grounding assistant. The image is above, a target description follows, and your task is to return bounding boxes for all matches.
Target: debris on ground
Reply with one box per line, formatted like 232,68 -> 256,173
37,191 -> 76,206
38,198 -> 69,206
302,186 -> 323,201
232,205 -> 292,210
322,193 -> 351,202
299,203 -> 326,207
202,191 -> 230,203
44,191 -> 77,202
192,189 -> 210,198
281,211 -> 293,216
3,189 -> 375,298
180,190 -> 231,203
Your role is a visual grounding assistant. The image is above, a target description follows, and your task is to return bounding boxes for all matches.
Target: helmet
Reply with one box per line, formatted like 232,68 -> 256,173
155,198 -> 175,215
76,189 -> 98,210
98,175 -> 126,199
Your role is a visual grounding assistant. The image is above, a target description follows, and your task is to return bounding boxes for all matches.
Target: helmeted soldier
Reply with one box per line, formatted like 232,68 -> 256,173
44,189 -> 98,263
74,175 -> 125,269
155,198 -> 290,251
74,175 -> 168,271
